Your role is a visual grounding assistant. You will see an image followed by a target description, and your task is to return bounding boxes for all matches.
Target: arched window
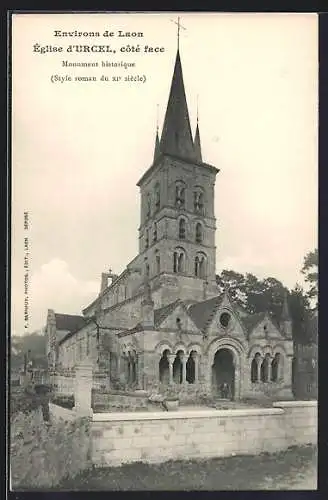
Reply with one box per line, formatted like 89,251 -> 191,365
153,223 -> 157,242
260,354 -> 270,382
195,222 -> 203,243
159,350 -> 170,383
194,188 -> 204,214
155,251 -> 160,275
186,352 -> 196,384
155,183 -> 160,211
179,218 -> 186,239
251,358 -> 258,383
271,353 -> 280,382
173,351 -> 184,384
173,248 -> 185,273
127,350 -> 137,386
175,182 -> 186,209
145,263 -> 150,277
195,253 -> 206,278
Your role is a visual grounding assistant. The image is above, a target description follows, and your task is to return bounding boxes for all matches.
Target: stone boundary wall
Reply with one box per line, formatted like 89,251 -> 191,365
49,402 -> 76,421
92,391 -> 149,412
91,401 -> 317,467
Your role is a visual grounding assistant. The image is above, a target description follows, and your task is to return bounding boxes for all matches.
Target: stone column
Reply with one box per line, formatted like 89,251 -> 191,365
168,354 -> 175,384
181,354 -> 187,383
192,352 -> 199,383
285,355 -> 293,387
233,356 -> 241,400
74,358 -> 93,417
267,357 -> 272,382
257,357 -> 262,383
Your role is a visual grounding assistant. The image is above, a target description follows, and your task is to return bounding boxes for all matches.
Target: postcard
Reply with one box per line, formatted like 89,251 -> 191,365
10,12 -> 318,491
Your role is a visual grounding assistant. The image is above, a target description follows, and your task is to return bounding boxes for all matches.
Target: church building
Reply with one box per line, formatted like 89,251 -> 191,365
46,41 -> 294,402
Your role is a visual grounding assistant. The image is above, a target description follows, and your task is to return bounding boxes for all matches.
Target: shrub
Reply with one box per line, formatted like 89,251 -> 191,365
10,410 -> 91,489
10,385 -> 51,421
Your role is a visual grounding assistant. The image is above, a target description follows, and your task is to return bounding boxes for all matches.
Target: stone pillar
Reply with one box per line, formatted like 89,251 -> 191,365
285,355 -> 293,387
135,354 -> 140,388
267,356 -> 272,382
233,356 -> 241,400
74,358 -> 93,417
168,354 -> 175,384
276,356 -> 282,382
257,357 -> 262,383
192,352 -> 199,383
181,354 -> 187,383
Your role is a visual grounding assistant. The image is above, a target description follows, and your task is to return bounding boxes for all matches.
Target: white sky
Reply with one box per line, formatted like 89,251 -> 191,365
11,12 -> 318,336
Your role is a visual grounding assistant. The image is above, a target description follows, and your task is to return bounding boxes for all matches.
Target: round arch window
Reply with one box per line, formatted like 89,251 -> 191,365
219,312 -> 231,328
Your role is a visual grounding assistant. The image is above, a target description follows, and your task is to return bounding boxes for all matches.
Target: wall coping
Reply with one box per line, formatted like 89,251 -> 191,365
49,402 -> 76,420
273,400 -> 317,408
92,407 -> 284,422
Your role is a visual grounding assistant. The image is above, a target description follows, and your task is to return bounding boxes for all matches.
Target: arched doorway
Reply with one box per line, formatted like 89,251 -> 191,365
212,348 -> 235,400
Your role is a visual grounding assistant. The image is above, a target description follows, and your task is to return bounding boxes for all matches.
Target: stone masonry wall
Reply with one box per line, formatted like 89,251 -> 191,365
91,401 -> 317,467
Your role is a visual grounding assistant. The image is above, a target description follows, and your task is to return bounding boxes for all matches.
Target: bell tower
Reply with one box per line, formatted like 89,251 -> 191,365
136,24 -> 219,305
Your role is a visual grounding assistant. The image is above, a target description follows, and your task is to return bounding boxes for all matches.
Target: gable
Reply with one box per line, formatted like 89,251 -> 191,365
206,301 -> 246,339
187,294 -> 223,331
248,316 -> 283,341
158,303 -> 200,333
55,313 -> 86,333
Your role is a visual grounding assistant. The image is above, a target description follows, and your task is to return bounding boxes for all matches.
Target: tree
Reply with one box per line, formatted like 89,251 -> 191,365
216,270 -> 247,307
288,284 -> 311,344
301,248 -> 318,306
11,332 -> 47,371
216,270 -> 286,317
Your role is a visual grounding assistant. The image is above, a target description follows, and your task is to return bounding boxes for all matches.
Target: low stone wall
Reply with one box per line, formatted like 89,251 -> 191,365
91,401 -> 317,467
272,400 -> 317,447
49,402 -> 76,421
92,390 -> 149,412
52,373 -> 75,396
157,382 -> 210,404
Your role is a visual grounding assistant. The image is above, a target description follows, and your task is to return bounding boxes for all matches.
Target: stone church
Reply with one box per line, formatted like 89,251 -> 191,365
46,45 -> 294,401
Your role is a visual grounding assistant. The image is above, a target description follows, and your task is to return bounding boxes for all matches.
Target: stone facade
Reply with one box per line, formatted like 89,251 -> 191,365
46,46 -> 294,402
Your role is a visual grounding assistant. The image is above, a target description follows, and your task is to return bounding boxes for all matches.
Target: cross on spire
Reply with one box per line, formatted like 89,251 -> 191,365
170,16 -> 186,51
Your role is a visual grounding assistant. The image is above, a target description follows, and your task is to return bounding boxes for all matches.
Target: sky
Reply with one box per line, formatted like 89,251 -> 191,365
11,12 -> 318,336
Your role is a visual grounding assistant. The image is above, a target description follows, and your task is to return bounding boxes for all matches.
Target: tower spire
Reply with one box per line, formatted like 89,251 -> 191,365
153,104 -> 160,161
160,22 -> 196,162
194,94 -> 202,162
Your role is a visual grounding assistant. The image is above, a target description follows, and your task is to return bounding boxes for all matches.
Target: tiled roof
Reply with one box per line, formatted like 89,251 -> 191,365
54,313 -> 86,333
240,312 -> 266,334
154,300 -> 181,327
187,294 -> 224,331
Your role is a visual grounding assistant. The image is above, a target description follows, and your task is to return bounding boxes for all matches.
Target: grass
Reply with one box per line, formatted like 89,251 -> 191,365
59,444 -> 317,491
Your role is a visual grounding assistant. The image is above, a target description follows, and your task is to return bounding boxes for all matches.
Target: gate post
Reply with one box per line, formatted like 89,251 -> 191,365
74,358 -> 93,417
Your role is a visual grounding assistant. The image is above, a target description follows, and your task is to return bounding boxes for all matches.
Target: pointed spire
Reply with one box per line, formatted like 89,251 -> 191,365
159,49 -> 196,161
194,97 -> 202,162
153,104 -> 160,162
154,131 -> 160,161
281,290 -> 291,321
